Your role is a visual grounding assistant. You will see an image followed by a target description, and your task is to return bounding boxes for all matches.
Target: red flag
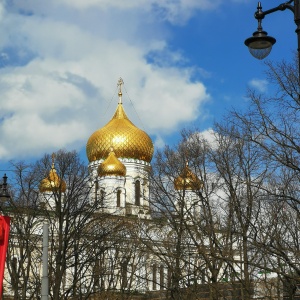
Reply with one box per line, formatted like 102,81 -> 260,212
0,216 -> 10,299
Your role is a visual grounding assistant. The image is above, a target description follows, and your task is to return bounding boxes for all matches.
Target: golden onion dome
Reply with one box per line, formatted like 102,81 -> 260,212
174,164 -> 203,191
39,162 -> 66,193
86,79 -> 154,163
98,150 -> 126,177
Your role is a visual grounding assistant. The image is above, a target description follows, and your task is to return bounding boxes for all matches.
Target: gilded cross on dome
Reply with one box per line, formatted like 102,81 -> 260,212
117,78 -> 124,103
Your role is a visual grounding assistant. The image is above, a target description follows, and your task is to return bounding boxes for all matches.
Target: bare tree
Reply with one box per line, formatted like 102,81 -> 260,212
4,161 -> 42,299
140,131 -> 243,300
228,54 -> 300,298
211,123 -> 272,299
3,150 -> 125,300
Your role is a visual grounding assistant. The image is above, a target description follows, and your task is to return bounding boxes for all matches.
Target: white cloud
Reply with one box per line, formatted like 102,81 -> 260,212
0,2 -> 4,21
0,0 -> 213,160
154,136 -> 165,150
11,0 -> 221,25
248,79 -> 268,93
199,128 -> 217,146
188,128 -> 218,150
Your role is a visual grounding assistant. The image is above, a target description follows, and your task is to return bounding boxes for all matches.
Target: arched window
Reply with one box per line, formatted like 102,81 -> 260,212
160,265 -> 164,290
117,190 -> 121,207
121,260 -> 128,289
100,189 -> 105,207
167,268 -> 172,288
135,180 -> 140,206
94,180 -> 98,203
93,259 -> 100,288
152,264 -> 157,290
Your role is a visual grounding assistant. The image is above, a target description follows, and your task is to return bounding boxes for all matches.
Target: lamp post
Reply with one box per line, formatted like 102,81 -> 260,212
0,175 -> 10,300
245,1 -> 300,78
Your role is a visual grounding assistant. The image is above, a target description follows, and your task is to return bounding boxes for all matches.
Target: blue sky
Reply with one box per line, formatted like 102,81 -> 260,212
0,0 -> 296,173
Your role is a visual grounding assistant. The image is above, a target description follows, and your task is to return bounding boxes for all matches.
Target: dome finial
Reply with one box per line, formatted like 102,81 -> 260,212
51,153 -> 56,169
117,77 -> 124,104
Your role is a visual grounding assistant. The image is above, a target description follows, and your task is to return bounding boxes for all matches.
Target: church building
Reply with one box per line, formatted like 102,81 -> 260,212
3,79 -> 253,300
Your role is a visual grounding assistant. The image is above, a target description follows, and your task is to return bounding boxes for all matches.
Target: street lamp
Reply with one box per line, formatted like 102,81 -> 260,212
0,174 -> 10,202
245,1 -> 300,76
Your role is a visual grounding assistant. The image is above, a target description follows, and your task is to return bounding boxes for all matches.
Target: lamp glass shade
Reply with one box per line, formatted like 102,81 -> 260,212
245,31 -> 276,60
248,45 -> 273,60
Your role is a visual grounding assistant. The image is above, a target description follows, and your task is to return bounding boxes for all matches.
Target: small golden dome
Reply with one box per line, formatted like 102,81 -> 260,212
86,84 -> 154,163
39,163 -> 66,193
174,164 -> 203,191
98,150 -> 126,177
